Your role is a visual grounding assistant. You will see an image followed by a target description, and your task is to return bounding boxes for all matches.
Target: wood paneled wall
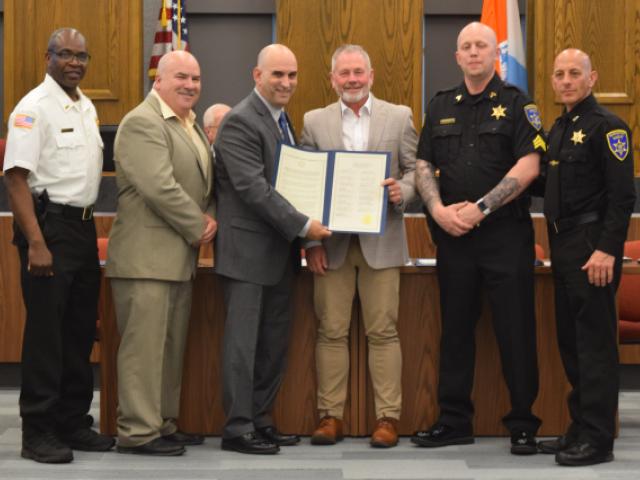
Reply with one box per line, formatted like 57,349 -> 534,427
528,0 -> 640,175
3,0 -> 143,127
276,0 -> 423,133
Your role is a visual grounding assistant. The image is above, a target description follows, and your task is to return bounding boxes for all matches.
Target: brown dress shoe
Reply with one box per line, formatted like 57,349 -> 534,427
371,417 -> 398,448
311,416 -> 344,445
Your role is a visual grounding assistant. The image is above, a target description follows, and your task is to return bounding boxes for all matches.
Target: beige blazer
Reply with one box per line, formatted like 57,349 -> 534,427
301,95 -> 417,269
106,93 -> 214,281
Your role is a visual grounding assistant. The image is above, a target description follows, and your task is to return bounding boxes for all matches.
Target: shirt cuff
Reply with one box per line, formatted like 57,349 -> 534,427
298,218 -> 311,238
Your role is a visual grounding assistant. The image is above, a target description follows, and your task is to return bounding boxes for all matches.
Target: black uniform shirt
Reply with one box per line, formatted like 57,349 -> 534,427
417,74 -> 546,206
543,94 -> 636,255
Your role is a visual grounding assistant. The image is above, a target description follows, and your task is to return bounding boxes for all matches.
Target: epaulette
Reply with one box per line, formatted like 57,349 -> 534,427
501,82 -> 526,94
433,85 -> 457,97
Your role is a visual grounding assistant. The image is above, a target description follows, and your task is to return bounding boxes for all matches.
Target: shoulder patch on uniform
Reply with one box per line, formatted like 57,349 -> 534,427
524,104 -> 542,131
606,129 -> 629,161
13,113 -> 35,129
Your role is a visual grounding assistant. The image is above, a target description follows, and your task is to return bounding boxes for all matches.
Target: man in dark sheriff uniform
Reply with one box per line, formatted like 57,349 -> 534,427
412,22 -> 547,455
537,49 -> 636,466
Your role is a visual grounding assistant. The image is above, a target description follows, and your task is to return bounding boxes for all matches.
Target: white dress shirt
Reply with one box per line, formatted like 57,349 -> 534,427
340,94 -> 372,151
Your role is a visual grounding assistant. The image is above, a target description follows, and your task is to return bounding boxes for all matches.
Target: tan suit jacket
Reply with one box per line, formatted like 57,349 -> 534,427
106,93 -> 214,281
301,95 -> 417,269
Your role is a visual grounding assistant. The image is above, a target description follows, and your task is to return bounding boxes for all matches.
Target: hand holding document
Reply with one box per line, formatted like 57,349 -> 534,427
273,144 -> 390,234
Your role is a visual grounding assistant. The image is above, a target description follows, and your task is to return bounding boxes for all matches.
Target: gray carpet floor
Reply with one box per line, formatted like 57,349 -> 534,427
0,389 -> 638,480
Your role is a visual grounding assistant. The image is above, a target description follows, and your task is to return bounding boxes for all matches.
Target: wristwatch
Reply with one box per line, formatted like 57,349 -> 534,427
476,197 -> 491,216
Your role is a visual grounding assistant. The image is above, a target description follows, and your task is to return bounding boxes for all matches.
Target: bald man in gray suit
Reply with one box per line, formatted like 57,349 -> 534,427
214,44 -> 330,455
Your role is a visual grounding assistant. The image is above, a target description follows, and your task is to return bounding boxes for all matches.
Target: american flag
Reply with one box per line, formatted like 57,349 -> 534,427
148,0 -> 190,80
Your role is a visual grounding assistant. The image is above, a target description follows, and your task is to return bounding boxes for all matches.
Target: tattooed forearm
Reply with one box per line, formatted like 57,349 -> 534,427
483,176 -> 521,211
415,159 -> 442,214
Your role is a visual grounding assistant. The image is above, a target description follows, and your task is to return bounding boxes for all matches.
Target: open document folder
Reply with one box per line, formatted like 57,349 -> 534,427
273,143 -> 390,234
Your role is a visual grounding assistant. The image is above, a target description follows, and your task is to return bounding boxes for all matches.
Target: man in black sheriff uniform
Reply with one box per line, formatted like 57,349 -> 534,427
536,49 -> 636,467
411,22 -> 547,455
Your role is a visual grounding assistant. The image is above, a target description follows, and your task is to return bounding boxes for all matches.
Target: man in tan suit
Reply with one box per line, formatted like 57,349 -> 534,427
301,44 -> 417,448
106,51 -> 216,456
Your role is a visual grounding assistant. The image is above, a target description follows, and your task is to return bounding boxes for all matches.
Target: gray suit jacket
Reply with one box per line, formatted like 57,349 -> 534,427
106,93 -> 214,281
301,95 -> 417,269
214,91 -> 308,285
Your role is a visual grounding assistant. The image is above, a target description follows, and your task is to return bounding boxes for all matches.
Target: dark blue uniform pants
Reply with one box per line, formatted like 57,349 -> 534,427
434,215 -> 541,434
549,221 -> 620,450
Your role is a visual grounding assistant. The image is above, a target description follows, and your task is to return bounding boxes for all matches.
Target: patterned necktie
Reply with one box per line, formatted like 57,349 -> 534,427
278,112 -> 292,145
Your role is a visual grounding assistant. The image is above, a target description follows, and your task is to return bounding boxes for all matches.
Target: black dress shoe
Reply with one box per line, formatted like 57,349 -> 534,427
59,427 -> 115,452
163,431 -> 205,446
117,437 -> 185,456
538,435 -> 574,454
22,431 -> 73,464
257,426 -> 300,446
411,423 -> 474,448
221,432 -> 280,455
510,430 -> 537,455
555,442 -> 614,466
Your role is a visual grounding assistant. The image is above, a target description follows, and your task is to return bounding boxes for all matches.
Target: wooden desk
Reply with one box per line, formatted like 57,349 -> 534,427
99,264 -> 583,437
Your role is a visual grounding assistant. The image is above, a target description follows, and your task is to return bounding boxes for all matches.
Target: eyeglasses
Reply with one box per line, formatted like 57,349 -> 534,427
49,49 -> 91,64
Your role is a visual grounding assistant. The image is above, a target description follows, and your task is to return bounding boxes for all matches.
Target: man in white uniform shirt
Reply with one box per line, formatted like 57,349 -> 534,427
301,44 -> 418,448
3,28 -> 114,464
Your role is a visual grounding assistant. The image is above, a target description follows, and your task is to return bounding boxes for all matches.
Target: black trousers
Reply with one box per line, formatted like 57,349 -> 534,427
549,222 -> 620,450
434,216 -> 541,433
14,212 -> 100,435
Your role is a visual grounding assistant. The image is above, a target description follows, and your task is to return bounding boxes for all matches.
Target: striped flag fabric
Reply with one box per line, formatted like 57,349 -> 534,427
148,0 -> 190,80
480,0 -> 528,92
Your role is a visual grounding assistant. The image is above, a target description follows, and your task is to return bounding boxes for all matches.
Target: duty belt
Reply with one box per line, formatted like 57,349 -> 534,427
45,202 -> 94,221
550,211 -> 600,234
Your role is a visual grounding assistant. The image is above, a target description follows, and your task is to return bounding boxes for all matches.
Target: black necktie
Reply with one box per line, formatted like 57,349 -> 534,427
543,118 -> 569,223
278,112 -> 292,145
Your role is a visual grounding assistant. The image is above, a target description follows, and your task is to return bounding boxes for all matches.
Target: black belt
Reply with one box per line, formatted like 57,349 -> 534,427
550,211 -> 600,234
45,202 -> 94,221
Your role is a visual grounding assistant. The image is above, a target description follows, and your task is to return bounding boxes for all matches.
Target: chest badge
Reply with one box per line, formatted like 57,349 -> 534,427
571,129 -> 586,145
491,105 -> 507,120
524,104 -> 542,130
549,160 -> 559,167
606,129 -> 629,161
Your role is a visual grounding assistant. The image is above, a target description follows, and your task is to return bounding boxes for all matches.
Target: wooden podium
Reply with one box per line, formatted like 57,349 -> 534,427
99,264 -> 574,437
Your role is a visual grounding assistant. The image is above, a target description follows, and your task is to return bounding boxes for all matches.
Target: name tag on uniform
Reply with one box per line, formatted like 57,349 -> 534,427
61,128 -> 74,133
439,118 -> 456,125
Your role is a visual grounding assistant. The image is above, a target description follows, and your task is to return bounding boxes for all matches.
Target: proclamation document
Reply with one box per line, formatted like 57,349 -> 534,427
328,151 -> 388,233
273,145 -> 328,222
273,144 -> 390,234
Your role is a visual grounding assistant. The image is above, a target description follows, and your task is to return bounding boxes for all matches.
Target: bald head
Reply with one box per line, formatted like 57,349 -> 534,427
253,43 -> 298,108
203,103 -> 231,144
551,48 -> 597,111
153,51 -> 201,119
554,48 -> 592,72
457,22 -> 497,50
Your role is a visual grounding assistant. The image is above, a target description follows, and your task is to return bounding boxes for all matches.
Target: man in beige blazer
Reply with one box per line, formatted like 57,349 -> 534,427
106,51 -> 216,456
301,44 -> 417,448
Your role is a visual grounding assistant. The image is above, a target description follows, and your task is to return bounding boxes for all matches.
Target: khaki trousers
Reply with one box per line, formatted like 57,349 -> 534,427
111,278 -> 192,447
314,237 -> 402,420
